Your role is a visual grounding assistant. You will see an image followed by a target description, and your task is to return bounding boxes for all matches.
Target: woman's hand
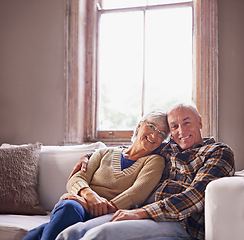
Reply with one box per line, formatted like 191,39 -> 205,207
80,188 -> 117,217
60,193 -> 89,212
68,155 -> 89,180
110,208 -> 151,222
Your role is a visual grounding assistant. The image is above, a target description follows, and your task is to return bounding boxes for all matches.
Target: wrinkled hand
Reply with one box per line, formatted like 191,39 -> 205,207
68,155 -> 89,180
110,208 -> 150,222
80,188 -> 117,217
60,193 -> 89,212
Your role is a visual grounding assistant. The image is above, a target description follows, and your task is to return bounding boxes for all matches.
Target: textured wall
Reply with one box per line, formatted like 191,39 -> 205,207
0,0 -> 66,145
218,0 -> 244,170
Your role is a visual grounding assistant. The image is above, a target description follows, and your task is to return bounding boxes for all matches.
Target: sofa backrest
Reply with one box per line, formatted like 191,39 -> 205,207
38,142 -> 106,211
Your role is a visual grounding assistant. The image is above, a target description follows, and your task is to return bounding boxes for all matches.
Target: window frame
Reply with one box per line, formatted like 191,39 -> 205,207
64,0 -> 218,144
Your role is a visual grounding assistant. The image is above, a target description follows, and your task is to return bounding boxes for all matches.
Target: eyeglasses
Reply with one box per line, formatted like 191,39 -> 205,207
142,121 -> 166,139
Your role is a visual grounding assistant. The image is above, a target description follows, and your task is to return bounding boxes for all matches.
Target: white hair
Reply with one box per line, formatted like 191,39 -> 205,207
167,102 -> 201,120
131,110 -> 170,142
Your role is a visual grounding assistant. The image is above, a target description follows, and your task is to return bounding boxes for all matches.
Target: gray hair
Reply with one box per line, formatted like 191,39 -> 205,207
166,102 -> 201,120
131,110 -> 170,142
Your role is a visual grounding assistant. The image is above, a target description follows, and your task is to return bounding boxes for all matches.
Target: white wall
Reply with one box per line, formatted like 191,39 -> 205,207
0,0 -> 66,145
218,0 -> 244,170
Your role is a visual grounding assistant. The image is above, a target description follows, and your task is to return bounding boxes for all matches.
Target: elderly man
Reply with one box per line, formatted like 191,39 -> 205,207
57,103 -> 234,240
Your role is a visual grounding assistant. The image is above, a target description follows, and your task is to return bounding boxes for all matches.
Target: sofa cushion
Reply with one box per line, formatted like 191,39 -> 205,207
38,141 -> 106,211
0,143 -> 46,215
234,170 -> 244,177
0,214 -> 50,240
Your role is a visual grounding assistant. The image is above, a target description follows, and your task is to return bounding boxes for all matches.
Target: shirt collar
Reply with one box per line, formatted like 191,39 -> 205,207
167,137 -> 216,152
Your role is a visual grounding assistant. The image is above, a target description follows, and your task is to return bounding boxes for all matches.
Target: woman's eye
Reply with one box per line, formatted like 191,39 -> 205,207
158,132 -> 165,139
149,125 -> 156,131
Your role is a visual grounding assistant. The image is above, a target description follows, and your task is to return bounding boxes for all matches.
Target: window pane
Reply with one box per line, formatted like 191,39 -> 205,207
101,0 -> 147,9
144,6 -> 192,113
98,12 -> 143,130
148,0 -> 193,5
101,0 -> 192,9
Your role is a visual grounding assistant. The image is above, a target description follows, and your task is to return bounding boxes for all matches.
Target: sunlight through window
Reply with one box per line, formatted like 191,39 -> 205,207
98,0 -> 193,131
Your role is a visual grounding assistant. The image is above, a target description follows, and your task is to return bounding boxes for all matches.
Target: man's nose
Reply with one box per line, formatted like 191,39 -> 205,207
177,124 -> 185,135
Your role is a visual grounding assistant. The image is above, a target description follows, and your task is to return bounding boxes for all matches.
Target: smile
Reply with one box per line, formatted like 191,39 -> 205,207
146,136 -> 155,144
180,135 -> 191,141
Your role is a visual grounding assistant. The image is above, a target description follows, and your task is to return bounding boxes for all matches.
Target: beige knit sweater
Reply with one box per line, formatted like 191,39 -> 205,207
67,147 -> 165,209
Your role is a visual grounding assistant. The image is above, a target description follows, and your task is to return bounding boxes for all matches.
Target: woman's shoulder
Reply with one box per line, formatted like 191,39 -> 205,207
95,146 -> 123,155
147,153 -> 165,160
142,154 -> 165,165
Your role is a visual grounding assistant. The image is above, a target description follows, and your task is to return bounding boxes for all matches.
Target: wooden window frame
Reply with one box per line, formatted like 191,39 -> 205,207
64,0 -> 218,144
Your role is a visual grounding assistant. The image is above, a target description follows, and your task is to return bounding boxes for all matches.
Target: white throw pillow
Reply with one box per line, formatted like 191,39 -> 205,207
38,142 -> 106,211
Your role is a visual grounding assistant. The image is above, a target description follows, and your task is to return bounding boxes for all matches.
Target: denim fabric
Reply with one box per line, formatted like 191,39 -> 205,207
23,199 -> 89,240
57,214 -> 194,240
57,213 -> 113,240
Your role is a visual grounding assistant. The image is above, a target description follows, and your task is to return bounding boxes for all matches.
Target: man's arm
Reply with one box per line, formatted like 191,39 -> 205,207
142,145 -> 235,222
110,208 -> 151,222
68,155 -> 90,180
68,146 -> 130,180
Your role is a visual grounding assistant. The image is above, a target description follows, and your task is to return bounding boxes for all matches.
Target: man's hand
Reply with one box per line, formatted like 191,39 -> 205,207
80,188 -> 117,217
110,208 -> 151,222
68,155 -> 89,180
60,193 -> 89,212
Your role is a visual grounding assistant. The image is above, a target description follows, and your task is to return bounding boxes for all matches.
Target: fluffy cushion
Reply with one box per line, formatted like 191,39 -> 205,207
0,143 -> 46,215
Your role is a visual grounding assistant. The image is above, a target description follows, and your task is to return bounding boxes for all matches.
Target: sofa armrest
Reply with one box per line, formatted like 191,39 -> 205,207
205,176 -> 244,240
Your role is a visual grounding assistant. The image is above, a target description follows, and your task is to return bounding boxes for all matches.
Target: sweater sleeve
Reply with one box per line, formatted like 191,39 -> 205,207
142,145 -> 235,222
66,148 -> 106,194
111,155 -> 165,209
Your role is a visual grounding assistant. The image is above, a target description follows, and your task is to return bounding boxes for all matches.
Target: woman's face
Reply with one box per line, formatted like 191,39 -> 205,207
135,120 -> 167,152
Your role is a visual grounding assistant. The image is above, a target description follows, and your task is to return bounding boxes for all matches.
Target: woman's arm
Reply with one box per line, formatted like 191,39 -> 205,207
60,193 -> 89,212
79,187 -> 117,216
67,150 -> 102,193
67,149 -> 116,216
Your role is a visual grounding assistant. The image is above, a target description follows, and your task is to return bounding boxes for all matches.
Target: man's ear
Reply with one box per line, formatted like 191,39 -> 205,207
199,116 -> 203,129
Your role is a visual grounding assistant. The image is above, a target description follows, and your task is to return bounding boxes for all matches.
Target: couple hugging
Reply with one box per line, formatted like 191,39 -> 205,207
23,103 -> 235,240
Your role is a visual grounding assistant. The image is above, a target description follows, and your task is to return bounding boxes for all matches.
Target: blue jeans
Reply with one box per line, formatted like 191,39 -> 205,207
57,214 -> 194,240
23,199 -> 90,240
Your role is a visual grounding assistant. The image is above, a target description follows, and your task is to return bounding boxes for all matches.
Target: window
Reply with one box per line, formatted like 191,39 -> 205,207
64,0 -> 218,144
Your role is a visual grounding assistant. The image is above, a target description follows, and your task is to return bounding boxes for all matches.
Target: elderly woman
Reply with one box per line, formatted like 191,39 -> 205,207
23,111 -> 169,240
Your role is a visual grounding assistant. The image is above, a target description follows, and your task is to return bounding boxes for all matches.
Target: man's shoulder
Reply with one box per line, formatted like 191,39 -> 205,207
202,137 -> 234,154
201,138 -> 235,169
152,142 -> 168,154
155,138 -> 234,157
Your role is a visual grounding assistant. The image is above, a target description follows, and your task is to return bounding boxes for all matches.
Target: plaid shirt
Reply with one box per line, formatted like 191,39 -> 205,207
142,138 -> 235,240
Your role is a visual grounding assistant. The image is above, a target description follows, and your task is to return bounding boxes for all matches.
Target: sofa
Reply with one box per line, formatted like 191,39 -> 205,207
205,170 -> 244,240
0,141 -> 106,240
0,141 -> 243,240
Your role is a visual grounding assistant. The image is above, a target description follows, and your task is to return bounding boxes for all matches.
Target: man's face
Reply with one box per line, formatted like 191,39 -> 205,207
167,107 -> 203,150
